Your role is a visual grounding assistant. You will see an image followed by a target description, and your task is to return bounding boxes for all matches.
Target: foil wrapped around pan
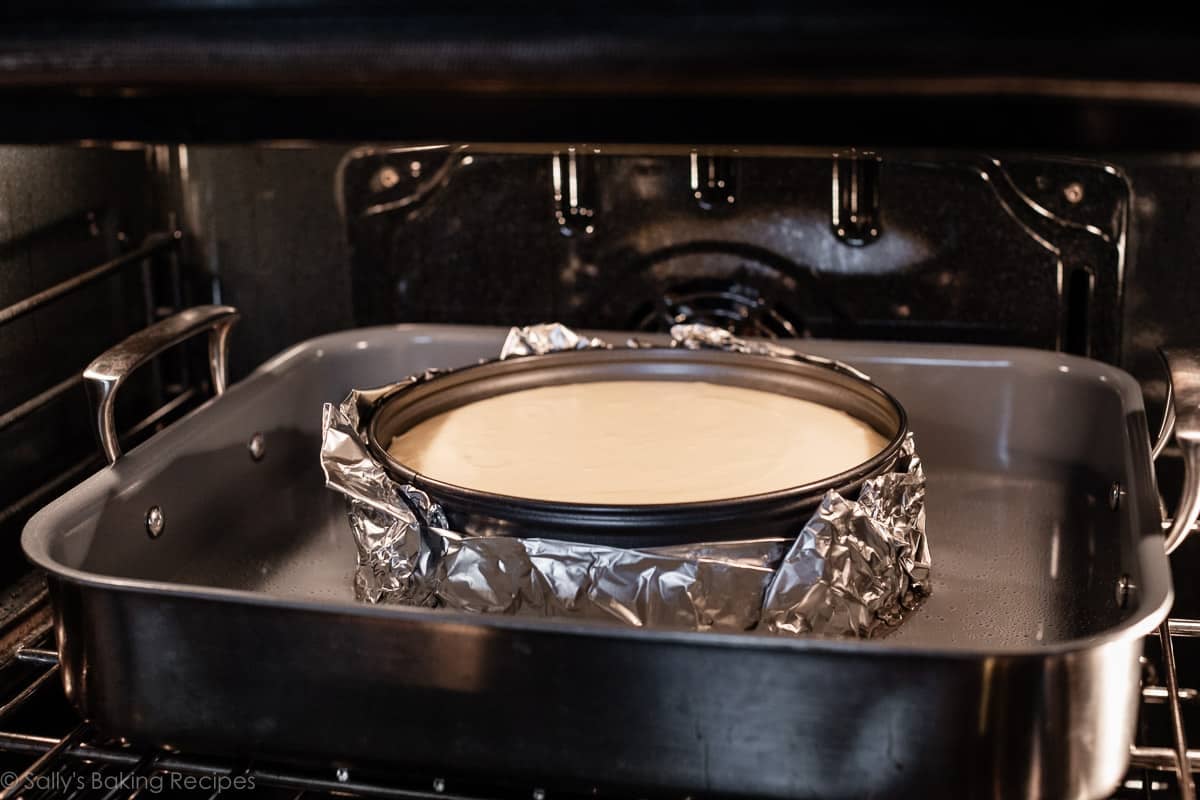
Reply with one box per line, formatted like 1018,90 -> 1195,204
321,323 -> 930,637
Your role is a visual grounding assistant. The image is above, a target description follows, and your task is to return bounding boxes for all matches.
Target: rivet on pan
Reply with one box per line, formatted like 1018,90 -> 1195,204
248,432 -> 266,462
1116,574 -> 1136,609
432,778 -> 446,793
335,768 -> 349,784
1108,482 -> 1123,511
145,506 -> 165,539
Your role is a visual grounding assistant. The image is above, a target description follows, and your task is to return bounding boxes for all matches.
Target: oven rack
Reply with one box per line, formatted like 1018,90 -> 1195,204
0,622 -> 1197,800
0,227 -> 194,544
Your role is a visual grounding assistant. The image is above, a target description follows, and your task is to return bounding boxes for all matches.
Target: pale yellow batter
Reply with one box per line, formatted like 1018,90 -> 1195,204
387,380 -> 889,504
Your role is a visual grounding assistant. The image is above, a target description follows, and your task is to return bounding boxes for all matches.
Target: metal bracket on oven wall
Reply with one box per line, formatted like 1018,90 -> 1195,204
82,305 -> 239,465
552,146 -> 598,237
335,144 -> 468,222
831,150 -> 881,246
690,151 -> 737,212
977,157 -> 1128,361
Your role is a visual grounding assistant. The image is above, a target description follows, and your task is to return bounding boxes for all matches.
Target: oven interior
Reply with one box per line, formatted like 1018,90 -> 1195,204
2,140 -> 1199,798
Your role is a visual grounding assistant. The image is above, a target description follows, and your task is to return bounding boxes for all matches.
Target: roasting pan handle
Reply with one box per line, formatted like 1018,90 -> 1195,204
1158,349 -> 1200,554
83,305 -> 240,465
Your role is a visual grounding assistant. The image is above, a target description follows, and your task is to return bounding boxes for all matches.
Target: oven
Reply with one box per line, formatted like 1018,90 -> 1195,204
2,5 -> 1200,799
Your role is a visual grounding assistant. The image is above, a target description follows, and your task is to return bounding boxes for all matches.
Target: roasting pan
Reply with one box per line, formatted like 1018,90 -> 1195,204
21,306 -> 1200,800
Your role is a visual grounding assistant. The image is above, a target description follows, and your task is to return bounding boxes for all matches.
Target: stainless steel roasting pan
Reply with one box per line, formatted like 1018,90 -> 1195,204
22,306 -> 1200,800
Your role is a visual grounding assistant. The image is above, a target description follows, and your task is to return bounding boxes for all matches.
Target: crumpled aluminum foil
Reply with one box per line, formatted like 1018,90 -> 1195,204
669,323 -> 874,382
500,324 -> 608,358
669,323 -> 801,358
321,323 -> 930,637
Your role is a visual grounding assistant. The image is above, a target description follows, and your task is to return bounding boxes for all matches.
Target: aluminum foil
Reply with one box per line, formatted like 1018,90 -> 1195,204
669,323 -> 873,382
500,323 -> 608,358
321,323 -> 930,637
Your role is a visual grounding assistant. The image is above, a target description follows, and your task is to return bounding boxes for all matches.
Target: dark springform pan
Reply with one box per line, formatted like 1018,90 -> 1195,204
366,346 -> 908,544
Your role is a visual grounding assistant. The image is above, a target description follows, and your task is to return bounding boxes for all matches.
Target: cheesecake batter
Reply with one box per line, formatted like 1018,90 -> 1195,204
387,380 -> 890,505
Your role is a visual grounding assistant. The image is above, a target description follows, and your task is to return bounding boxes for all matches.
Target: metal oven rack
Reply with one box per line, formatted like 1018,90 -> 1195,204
0,231 -> 189,515
1125,620 -> 1200,798
0,225 -> 196,549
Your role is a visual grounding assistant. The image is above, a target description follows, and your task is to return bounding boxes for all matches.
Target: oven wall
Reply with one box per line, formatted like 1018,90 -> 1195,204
179,145 -> 354,380
0,146 -> 160,583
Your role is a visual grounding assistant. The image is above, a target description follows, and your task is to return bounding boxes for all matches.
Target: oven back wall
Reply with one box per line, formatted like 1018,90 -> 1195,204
172,145 -> 1200,393
180,145 -> 354,380
339,148 -> 1132,363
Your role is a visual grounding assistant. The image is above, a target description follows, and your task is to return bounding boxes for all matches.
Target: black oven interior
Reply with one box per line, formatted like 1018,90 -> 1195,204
4,5 -> 1200,799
